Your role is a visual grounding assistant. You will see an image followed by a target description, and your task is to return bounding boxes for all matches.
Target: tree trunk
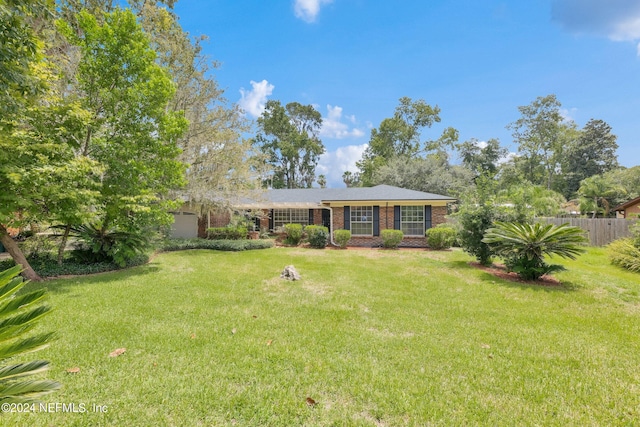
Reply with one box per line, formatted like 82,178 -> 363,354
0,224 -> 42,281
57,225 -> 71,265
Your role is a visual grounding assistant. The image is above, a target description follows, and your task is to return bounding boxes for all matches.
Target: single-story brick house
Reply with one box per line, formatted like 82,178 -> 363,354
614,196 -> 640,219
172,185 -> 455,247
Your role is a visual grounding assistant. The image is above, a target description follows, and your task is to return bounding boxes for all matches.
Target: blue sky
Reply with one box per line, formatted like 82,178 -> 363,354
174,0 -> 640,187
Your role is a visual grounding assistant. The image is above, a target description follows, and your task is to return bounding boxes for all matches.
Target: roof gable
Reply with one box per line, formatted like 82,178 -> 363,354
614,196 -> 640,211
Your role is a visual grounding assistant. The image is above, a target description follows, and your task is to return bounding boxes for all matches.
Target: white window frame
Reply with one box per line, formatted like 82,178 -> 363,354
350,206 -> 373,236
401,206 -> 424,236
273,209 -> 309,229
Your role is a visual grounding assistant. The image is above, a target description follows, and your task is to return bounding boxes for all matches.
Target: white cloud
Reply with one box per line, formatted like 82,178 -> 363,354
238,80 -> 274,118
319,105 -> 365,140
559,107 -> 578,122
316,144 -> 368,187
552,0 -> 640,54
294,0 -> 333,23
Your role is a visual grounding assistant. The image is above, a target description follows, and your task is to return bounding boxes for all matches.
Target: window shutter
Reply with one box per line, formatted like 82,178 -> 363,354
373,206 -> 380,236
394,206 -> 401,230
424,205 -> 432,231
269,209 -> 274,230
309,209 -> 314,225
344,206 -> 350,230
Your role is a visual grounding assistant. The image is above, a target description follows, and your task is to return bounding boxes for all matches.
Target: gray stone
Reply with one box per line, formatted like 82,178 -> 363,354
280,265 -> 301,281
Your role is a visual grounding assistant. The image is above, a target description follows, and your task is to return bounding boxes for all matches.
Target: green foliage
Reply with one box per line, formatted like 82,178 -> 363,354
161,238 -> 274,252
456,138 -> 507,178
333,230 -> 351,248
507,94 -> 564,189
357,97 -> 457,186
561,119 -> 619,198
0,265 -> 60,403
578,174 -> 627,218
425,225 -> 457,250
381,229 -> 404,249
206,227 -> 248,240
0,254 -> 149,278
372,155 -> 474,199
456,204 -> 496,265
483,221 -> 587,280
58,8 -> 187,244
455,176 -> 530,266
305,225 -> 329,248
18,235 -> 58,261
496,184 -> 566,217
283,224 -> 304,246
63,223 -> 154,267
255,100 -> 324,188
608,239 -> 640,273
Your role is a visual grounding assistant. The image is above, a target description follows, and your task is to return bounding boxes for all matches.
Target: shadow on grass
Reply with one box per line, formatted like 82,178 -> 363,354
477,271 -> 579,292
21,261 -> 161,295
447,259 -> 578,293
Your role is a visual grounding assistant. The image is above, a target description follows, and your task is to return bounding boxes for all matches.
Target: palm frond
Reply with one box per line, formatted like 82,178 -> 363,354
0,267 -> 60,403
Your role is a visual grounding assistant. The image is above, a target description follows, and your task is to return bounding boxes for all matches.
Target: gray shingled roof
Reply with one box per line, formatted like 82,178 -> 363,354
238,185 -> 455,208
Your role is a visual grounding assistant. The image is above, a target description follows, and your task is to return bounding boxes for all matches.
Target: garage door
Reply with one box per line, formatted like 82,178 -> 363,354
170,211 -> 198,238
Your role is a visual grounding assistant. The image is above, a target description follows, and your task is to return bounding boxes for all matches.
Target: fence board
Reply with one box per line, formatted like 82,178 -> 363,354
537,218 -> 638,246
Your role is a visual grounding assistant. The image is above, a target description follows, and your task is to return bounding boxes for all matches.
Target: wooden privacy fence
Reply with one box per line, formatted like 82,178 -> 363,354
537,218 -> 638,247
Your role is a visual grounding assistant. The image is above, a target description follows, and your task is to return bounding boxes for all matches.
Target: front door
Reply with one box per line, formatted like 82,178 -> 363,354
322,209 -> 331,231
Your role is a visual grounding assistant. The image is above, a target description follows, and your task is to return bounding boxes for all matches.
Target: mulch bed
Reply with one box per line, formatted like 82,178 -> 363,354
470,262 -> 562,287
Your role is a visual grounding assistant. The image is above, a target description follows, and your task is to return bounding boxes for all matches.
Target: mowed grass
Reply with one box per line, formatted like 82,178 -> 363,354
6,247 -> 640,426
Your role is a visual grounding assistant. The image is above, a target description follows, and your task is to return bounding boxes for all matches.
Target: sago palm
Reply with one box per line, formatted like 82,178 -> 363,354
0,266 -> 60,403
482,222 -> 587,280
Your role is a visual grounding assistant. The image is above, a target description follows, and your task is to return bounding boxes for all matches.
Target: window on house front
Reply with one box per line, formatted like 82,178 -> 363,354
273,209 -> 308,229
401,206 -> 424,236
350,206 -> 373,235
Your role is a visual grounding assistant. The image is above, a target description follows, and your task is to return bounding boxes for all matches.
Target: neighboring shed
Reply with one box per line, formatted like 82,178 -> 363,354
614,196 -> 640,219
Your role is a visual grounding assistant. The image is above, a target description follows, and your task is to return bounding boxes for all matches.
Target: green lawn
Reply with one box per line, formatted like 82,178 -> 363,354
5,247 -> 640,426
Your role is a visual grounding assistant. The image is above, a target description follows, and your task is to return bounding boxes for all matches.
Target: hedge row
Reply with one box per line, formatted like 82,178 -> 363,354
0,254 -> 149,278
206,226 -> 248,240
161,238 -> 274,252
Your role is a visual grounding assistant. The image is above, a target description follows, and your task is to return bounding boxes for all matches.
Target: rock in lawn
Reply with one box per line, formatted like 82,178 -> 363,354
281,265 -> 301,281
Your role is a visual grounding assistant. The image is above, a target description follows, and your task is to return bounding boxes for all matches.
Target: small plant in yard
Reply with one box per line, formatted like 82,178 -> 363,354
608,223 -> 640,273
283,224 -> 304,246
608,239 -> 640,272
381,229 -> 404,249
426,225 -> 457,250
483,221 -> 587,280
305,225 -> 329,248
0,266 -> 60,403
333,229 -> 351,248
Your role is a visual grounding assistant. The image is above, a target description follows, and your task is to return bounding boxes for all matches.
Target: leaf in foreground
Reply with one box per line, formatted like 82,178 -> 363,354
0,266 -> 60,403
108,348 -> 126,358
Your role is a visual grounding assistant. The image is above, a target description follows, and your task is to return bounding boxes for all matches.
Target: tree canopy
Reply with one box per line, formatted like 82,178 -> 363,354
254,100 -> 325,189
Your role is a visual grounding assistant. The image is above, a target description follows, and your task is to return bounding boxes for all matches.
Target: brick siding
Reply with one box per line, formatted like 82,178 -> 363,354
203,204 -> 448,247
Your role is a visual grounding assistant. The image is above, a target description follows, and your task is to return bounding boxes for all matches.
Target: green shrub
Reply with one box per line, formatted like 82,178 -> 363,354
455,203 -> 526,266
60,222 -> 155,267
0,253 -> 149,278
284,224 -> 304,246
305,225 -> 329,248
206,226 -> 247,240
162,238 -> 274,252
334,230 -> 351,248
483,221 -> 587,280
426,226 -> 457,250
381,229 -> 404,249
608,238 -> 640,273
18,234 -> 58,260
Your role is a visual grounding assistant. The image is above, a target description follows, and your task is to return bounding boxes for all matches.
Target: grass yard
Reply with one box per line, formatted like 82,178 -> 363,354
5,247 -> 640,426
